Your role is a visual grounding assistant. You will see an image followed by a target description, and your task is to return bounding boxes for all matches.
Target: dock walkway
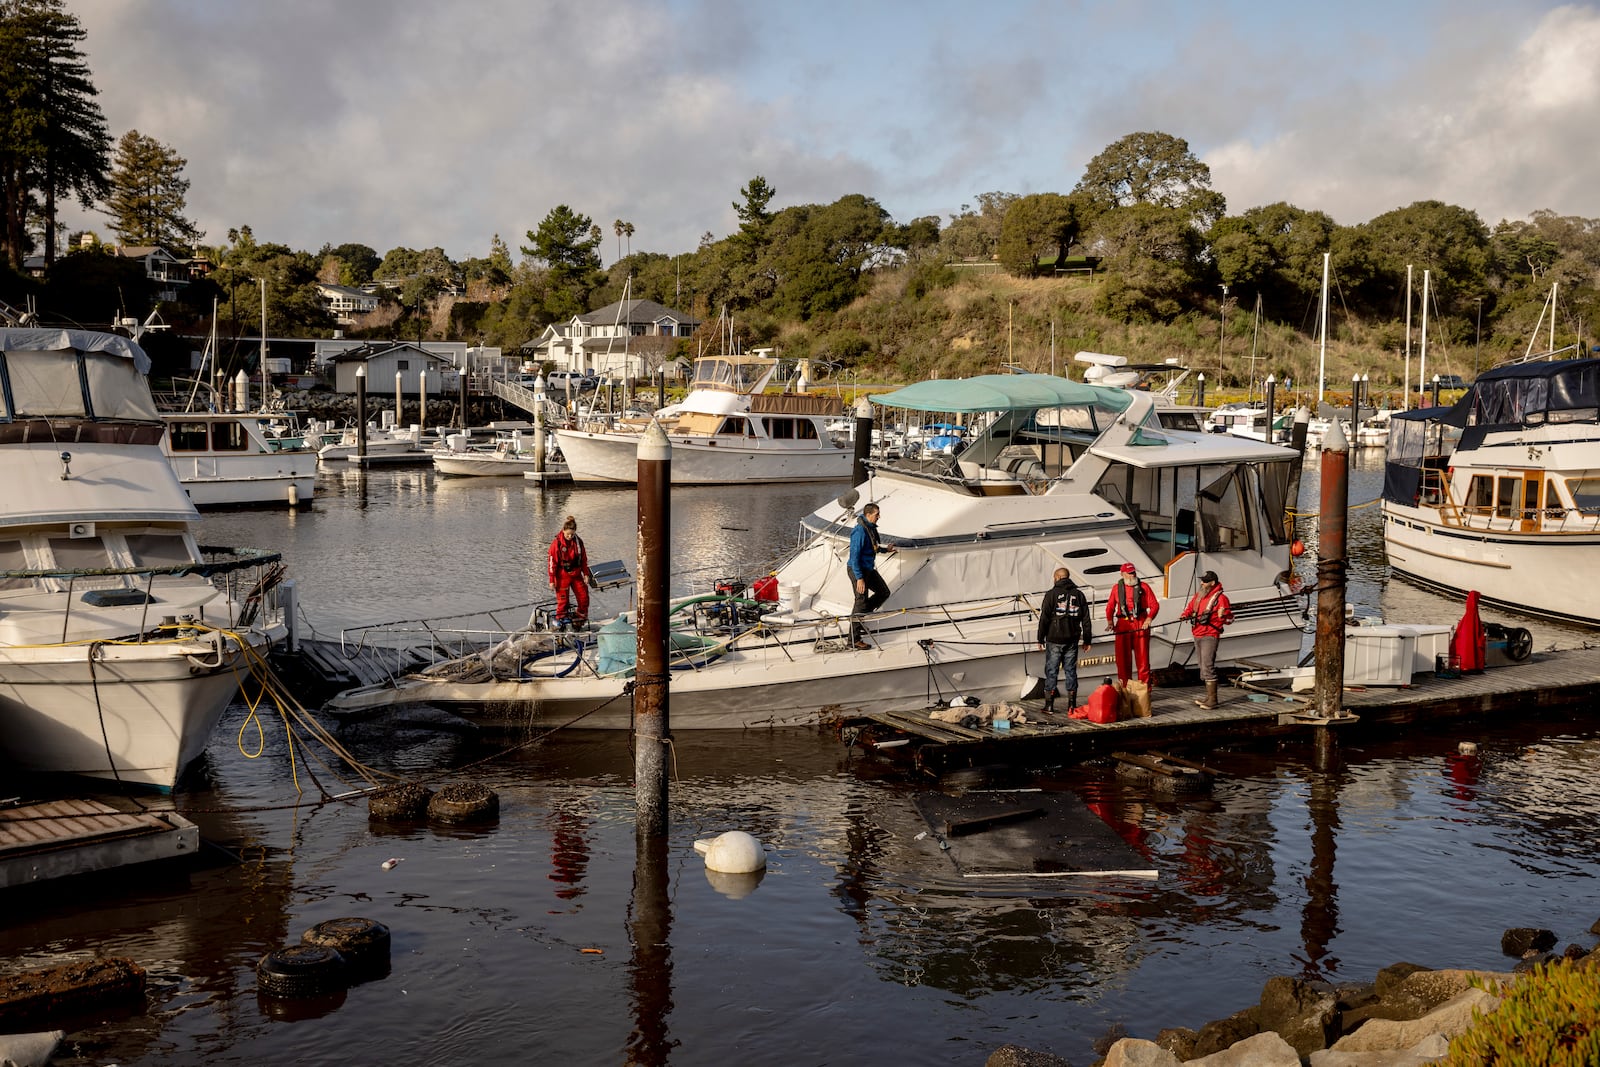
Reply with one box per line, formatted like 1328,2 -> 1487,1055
1,799 -> 197,889
842,648 -> 1600,778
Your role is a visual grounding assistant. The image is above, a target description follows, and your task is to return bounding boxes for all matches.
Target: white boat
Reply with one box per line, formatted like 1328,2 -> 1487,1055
0,327 -> 293,789
1075,351 -> 1211,432
330,374 -> 1305,728
553,353 -> 852,485
432,427 -> 566,478
162,409 -> 318,506
1382,352 -> 1600,625
317,414 -> 427,463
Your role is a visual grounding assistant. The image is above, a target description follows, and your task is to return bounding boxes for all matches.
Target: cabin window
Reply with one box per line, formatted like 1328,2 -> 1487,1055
1466,475 -> 1494,513
1546,479 -> 1566,516
213,420 -> 249,451
125,533 -> 193,567
1566,478 -> 1600,511
1195,465 -> 1255,552
762,417 -> 817,441
45,535 -> 111,572
82,352 -> 159,419
1257,460 -> 1294,545
1494,477 -> 1521,519
0,538 -> 28,590
717,416 -> 749,436
5,351 -> 87,416
169,421 -> 210,451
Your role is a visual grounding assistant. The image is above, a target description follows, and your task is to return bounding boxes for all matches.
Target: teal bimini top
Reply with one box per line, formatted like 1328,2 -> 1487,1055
868,373 -> 1133,415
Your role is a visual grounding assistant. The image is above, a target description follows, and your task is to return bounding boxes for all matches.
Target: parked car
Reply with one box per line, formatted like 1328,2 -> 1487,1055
545,370 -> 599,394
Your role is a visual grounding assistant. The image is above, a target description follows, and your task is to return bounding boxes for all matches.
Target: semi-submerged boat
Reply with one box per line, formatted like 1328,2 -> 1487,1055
0,328 -> 292,789
552,352 -> 853,485
1381,351 -> 1600,624
330,373 -> 1306,728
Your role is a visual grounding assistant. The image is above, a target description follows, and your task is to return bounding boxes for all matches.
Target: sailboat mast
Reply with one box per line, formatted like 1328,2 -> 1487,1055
1420,270 -> 1430,398
1317,253 -> 1329,405
1403,265 -> 1412,412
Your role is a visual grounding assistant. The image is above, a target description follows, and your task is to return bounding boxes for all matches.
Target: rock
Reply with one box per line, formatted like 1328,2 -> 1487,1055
984,1044 -> 1072,1067
1310,1032 -> 1450,1065
1373,962 -> 1430,997
1350,968 -> 1506,1025
1101,1039 -> 1180,1067
1513,950 -> 1556,974
1153,1026 -> 1198,1060
1191,1008 -> 1262,1059
1188,1030 -> 1302,1065
1255,975 -> 1340,1058
1590,915 -> 1600,936
1499,927 -> 1556,956
0,1030 -> 64,1067
1563,943 -> 1587,961
1330,987 -> 1500,1053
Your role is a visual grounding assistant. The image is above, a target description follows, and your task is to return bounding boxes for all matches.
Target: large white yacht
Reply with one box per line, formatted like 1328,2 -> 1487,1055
0,328 -> 292,789
331,373 -> 1305,728
1382,352 -> 1600,624
553,353 -> 853,485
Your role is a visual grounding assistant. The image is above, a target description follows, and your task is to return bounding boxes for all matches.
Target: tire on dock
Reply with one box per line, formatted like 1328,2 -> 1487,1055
427,782 -> 500,823
368,781 -> 434,821
301,918 -> 391,980
256,944 -> 348,998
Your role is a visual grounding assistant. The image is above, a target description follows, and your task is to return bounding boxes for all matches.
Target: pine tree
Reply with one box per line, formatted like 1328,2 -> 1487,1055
0,0 -> 112,269
106,129 -> 202,253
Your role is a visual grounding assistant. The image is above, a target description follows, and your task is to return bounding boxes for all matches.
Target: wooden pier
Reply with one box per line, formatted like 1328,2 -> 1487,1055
0,799 -> 198,889
841,648 -> 1600,779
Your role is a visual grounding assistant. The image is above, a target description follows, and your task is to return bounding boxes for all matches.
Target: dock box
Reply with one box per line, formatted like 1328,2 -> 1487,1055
1344,626 -> 1416,686
1388,623 -> 1453,675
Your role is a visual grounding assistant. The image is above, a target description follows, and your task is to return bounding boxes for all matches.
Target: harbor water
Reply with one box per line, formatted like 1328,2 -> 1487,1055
8,458 -> 1600,1066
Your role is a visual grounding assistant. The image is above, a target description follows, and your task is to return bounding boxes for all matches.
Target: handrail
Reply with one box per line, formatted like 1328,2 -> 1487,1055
0,544 -> 282,580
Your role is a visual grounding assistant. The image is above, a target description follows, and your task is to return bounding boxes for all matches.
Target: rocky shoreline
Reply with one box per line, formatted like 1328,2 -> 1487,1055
987,919 -> 1600,1066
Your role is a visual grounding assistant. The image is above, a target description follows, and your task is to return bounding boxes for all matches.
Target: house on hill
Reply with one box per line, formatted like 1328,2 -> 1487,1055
316,283 -> 380,325
522,298 -> 699,381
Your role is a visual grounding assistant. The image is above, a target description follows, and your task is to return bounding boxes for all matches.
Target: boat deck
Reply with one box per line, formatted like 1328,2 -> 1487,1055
840,648 -> 1600,778
0,799 -> 198,889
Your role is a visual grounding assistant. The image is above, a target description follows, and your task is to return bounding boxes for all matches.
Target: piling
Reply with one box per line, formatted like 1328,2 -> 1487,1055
1285,405 -> 1312,539
1349,375 -> 1360,438
627,829 -> 672,1063
1196,372 -> 1207,408
355,366 -> 368,459
395,371 -> 403,429
1264,375 -> 1277,443
458,362 -> 469,432
418,370 -> 428,438
634,421 -> 672,838
1313,418 -> 1349,736
533,390 -> 546,474
851,397 -> 873,485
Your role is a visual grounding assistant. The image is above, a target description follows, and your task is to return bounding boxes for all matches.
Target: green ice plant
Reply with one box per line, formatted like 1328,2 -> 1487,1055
1443,960 -> 1600,1066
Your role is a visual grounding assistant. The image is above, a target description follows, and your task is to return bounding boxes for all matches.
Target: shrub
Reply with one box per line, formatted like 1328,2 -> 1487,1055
1442,960 -> 1600,1066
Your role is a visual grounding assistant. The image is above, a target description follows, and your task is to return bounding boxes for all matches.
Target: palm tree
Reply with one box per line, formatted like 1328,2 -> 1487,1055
623,221 -> 634,258
613,219 -> 623,263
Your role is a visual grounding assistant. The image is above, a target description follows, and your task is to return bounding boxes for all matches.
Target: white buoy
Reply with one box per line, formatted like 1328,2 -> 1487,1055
693,830 -> 766,873
704,867 -> 765,900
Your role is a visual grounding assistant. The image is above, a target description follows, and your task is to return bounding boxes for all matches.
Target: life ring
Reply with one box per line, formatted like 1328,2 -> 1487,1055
368,782 -> 434,821
427,782 -> 500,823
302,918 -> 391,980
256,944 -> 348,998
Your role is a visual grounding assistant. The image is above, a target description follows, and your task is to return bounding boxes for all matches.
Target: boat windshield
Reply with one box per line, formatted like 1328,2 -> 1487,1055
0,330 -> 160,422
690,357 -> 772,394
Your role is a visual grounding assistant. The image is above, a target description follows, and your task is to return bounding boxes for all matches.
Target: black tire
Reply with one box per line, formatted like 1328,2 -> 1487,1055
427,782 -> 500,822
368,782 -> 434,821
1505,626 -> 1533,662
256,944 -> 348,998
302,918 -> 391,979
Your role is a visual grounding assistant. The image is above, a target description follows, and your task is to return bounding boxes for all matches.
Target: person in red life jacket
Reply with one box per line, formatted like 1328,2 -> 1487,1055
1180,570 -> 1234,708
547,514 -> 597,630
1105,562 -> 1158,686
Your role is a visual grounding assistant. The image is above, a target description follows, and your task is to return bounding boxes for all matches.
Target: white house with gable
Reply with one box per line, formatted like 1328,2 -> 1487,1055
521,298 -> 699,381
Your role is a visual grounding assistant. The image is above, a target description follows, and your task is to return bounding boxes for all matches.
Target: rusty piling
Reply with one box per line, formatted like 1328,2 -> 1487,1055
634,420 -> 672,838
355,366 -> 368,459
1314,419 -> 1349,724
851,397 -> 873,486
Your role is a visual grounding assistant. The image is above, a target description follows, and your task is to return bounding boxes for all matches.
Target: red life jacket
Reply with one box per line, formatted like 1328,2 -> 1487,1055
1112,581 -> 1149,621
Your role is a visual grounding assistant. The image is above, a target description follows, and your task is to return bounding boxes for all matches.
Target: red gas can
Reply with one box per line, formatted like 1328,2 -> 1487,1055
1070,682 -> 1119,724
752,575 -> 779,602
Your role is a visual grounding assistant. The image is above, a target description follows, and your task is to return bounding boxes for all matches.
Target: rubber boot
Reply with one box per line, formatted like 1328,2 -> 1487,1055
1042,689 -> 1055,716
1065,689 -> 1077,714
1195,680 -> 1219,709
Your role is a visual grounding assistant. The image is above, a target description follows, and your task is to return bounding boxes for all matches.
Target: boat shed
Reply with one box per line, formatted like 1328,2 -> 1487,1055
325,342 -> 459,395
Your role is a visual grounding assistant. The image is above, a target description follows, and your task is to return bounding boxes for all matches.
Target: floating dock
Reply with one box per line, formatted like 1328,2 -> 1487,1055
841,648 -> 1600,778
0,799 -> 198,889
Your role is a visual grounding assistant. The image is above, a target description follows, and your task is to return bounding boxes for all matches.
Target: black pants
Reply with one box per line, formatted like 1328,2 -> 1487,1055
850,570 -> 890,643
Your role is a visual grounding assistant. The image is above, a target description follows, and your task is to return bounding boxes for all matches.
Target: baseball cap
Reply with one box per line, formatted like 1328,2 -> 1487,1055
1200,570 -> 1218,583
1119,563 -> 1136,574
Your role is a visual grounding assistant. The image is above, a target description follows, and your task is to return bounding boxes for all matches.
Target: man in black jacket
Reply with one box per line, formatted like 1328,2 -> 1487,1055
1036,567 -> 1092,715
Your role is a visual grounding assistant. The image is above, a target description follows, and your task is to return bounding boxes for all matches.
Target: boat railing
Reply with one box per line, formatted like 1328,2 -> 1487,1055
2,546 -> 288,643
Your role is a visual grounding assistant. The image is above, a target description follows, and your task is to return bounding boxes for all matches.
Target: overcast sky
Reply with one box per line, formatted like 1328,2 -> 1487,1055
62,0 -> 1600,263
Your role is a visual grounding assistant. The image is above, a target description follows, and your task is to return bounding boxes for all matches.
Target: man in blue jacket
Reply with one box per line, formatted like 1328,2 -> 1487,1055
847,502 -> 896,649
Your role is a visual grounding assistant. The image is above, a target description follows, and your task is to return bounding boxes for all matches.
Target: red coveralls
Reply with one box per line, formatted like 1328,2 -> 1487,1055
1106,577 -> 1157,684
547,529 -> 594,626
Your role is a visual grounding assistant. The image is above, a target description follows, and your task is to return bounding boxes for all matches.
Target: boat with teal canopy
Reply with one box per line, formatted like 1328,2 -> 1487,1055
869,373 -> 1132,415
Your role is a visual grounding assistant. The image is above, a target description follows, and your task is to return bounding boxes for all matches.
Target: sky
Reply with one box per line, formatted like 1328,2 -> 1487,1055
60,0 -> 1600,264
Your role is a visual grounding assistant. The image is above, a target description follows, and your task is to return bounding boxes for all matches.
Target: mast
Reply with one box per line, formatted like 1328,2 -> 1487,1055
1403,265 -> 1412,412
259,278 -> 269,412
1317,253 -> 1329,405
1420,270 -> 1430,399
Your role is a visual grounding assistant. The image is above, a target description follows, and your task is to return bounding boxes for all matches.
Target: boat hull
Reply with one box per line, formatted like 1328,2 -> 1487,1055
1383,503 -> 1600,624
555,429 -> 852,485
433,453 -> 542,477
170,463 -> 317,507
0,632 -> 271,790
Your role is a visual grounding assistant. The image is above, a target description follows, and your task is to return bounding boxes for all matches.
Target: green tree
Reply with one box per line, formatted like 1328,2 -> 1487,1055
105,129 -> 201,252
1088,202 -> 1205,319
939,191 -> 1016,261
733,175 -> 776,249
521,205 -> 602,320
0,0 -> 111,269
1074,131 -> 1224,227
997,192 -> 1078,276
317,241 -> 379,285
1354,200 -> 1490,316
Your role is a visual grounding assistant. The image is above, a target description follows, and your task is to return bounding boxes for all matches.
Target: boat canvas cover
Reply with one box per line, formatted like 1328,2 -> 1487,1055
869,374 -> 1133,415
1383,357 -> 1600,505
1,328 -> 159,421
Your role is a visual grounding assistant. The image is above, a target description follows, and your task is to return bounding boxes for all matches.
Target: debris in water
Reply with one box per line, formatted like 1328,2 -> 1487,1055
382,857 -> 403,870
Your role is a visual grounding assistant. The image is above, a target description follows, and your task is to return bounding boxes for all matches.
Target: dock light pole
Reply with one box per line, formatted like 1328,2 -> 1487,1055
355,366 -> 368,460
635,420 -> 672,838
